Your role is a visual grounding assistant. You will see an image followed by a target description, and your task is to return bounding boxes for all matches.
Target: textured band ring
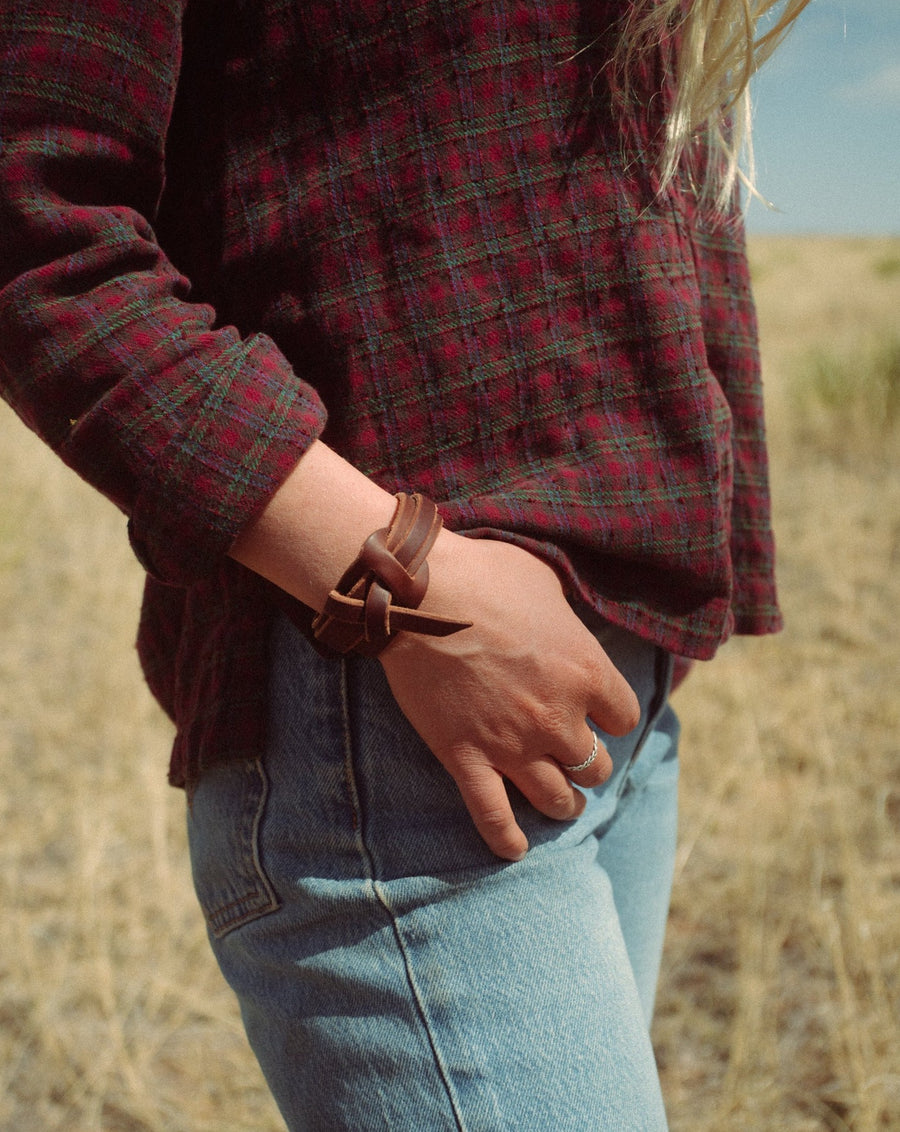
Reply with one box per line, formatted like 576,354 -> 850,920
562,731 -> 598,774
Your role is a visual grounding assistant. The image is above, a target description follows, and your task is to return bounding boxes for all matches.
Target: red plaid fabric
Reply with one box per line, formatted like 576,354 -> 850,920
0,0 -> 781,787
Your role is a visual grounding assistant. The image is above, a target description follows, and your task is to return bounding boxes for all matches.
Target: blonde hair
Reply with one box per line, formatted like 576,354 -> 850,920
610,0 -> 813,210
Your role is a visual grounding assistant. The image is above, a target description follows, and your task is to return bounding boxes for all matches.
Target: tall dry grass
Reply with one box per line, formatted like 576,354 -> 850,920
1,235 -> 898,1130
654,236 -> 900,1132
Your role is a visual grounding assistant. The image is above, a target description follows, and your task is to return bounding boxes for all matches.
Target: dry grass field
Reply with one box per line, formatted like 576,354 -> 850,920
1,235 -> 898,1131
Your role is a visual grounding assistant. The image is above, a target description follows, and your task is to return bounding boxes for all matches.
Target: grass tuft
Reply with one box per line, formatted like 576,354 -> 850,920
793,337 -> 900,448
872,254 -> 900,279
804,338 -> 900,421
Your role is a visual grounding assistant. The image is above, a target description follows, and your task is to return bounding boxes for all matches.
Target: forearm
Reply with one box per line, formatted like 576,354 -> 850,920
228,439 -> 478,624
0,1 -> 327,586
228,440 -> 398,611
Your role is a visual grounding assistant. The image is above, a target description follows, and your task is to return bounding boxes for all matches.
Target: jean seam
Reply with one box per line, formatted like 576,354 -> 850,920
205,758 -> 281,939
339,658 -> 468,1132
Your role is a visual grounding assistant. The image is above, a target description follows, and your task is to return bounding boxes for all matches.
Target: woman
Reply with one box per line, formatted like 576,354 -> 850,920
0,1 -> 809,1127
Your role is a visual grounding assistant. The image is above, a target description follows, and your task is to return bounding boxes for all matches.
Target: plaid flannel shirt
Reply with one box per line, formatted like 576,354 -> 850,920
0,0 -> 781,788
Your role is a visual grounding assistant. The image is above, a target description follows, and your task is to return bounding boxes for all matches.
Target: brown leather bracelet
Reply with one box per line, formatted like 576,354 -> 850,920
311,493 -> 472,657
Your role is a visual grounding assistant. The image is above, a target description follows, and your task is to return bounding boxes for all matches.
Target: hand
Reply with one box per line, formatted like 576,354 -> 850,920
379,533 -> 641,860
228,440 -> 639,860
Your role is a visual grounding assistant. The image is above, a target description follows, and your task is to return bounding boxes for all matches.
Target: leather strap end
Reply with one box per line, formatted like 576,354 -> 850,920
320,590 -> 472,655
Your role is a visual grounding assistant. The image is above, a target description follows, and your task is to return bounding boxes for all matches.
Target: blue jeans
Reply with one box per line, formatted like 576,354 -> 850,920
187,611 -> 678,1131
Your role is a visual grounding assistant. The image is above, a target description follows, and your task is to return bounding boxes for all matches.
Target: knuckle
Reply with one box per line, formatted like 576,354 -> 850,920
585,649 -> 617,695
474,808 -> 526,858
594,754 -> 614,784
474,803 -> 513,833
530,698 -> 574,738
541,785 -> 578,816
449,742 -> 487,772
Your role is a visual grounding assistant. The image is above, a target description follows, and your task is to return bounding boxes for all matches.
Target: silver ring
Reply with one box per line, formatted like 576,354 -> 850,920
562,731 -> 598,774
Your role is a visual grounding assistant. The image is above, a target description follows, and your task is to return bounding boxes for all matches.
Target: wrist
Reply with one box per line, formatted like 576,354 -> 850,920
414,527 -> 477,617
311,493 -> 472,657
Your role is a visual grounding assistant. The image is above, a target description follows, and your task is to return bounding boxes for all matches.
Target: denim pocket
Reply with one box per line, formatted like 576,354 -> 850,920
187,757 -> 280,939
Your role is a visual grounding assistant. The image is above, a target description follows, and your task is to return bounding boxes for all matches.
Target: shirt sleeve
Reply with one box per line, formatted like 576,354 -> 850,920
0,0 -> 327,585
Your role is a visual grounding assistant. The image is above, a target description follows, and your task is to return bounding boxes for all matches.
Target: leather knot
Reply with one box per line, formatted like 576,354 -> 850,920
311,493 -> 472,657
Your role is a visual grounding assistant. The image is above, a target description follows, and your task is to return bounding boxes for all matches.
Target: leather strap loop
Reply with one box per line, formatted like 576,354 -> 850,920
311,493 -> 472,657
364,580 -> 392,643
358,533 -> 429,607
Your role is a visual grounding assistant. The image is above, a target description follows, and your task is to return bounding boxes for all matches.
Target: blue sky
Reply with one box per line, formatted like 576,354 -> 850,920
745,0 -> 900,234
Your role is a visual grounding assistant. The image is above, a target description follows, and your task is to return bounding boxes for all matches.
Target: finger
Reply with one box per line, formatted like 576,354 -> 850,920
541,717 -> 613,787
584,645 -> 641,737
509,756 -> 587,823
556,726 -> 613,785
455,762 -> 529,861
